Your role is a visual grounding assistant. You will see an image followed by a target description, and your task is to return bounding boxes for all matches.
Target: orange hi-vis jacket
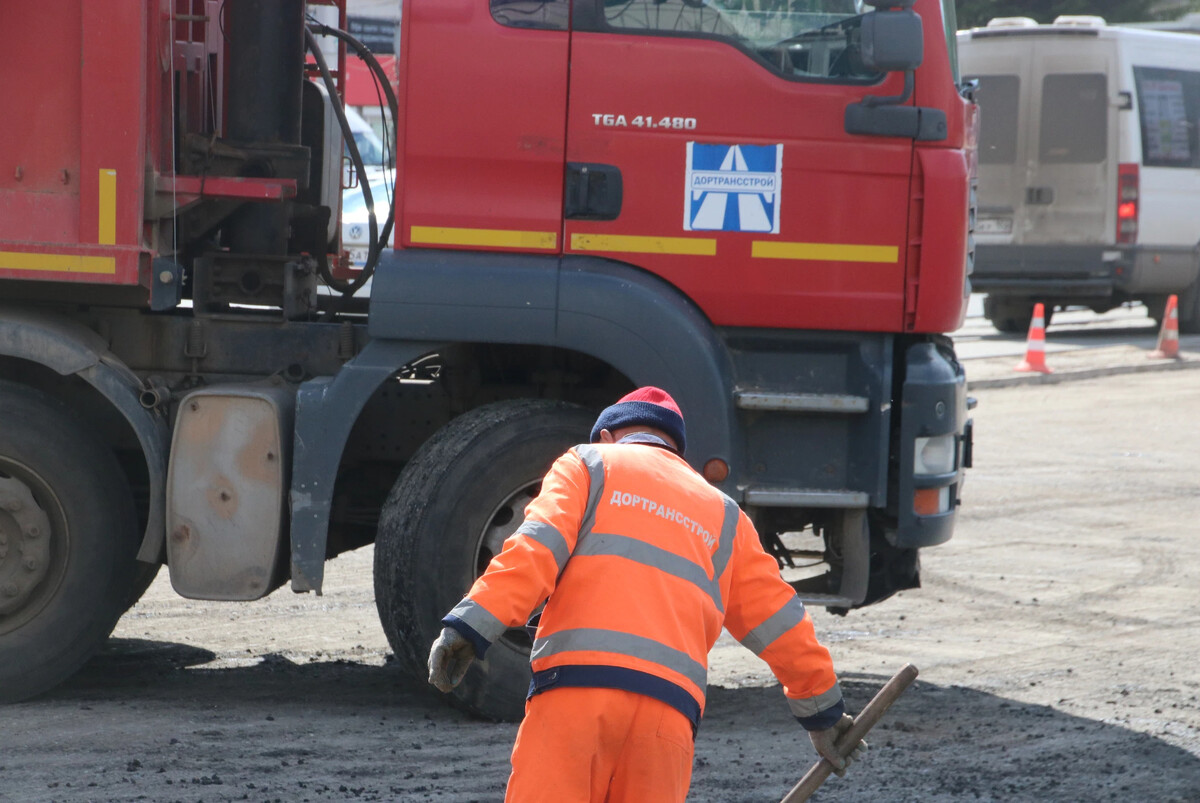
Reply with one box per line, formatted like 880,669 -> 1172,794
444,438 -> 844,730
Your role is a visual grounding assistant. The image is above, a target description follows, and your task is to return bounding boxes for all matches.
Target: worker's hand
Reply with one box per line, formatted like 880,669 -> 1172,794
428,627 -> 474,693
808,713 -> 867,778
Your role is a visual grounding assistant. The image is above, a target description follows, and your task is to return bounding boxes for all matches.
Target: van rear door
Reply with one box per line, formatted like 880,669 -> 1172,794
1023,40 -> 1118,245
961,38 -> 1032,245
964,34 -> 1117,246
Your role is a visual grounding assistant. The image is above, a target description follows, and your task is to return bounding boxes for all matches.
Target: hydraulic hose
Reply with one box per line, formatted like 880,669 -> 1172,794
303,27 -> 378,297
304,22 -> 401,302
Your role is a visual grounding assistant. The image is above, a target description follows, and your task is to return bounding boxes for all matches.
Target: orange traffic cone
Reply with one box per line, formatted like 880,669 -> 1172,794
1014,303 -> 1053,373
1149,294 -> 1181,360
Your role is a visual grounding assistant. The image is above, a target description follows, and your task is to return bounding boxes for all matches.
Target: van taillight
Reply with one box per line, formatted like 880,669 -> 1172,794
1117,163 -> 1139,244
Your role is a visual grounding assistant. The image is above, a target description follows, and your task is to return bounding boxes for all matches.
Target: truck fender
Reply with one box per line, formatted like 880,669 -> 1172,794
367,250 -> 737,467
556,256 -> 738,470
289,250 -> 736,593
290,339 -> 443,592
0,308 -> 169,561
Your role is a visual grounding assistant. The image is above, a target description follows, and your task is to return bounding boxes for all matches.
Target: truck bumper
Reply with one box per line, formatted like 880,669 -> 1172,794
725,332 -> 969,547
894,341 -> 969,549
972,244 -> 1116,298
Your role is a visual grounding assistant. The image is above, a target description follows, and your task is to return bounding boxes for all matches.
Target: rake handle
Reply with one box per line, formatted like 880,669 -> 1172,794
779,663 -> 919,803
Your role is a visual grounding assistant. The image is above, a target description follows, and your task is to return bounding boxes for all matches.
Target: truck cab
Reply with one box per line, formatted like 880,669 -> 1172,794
399,0 -> 970,334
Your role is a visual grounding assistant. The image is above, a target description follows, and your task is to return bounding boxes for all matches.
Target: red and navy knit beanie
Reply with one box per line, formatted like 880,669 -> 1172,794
590,387 -> 686,455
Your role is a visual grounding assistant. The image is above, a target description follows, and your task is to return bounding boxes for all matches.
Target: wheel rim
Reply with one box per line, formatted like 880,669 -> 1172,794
472,478 -> 541,651
0,457 -> 67,635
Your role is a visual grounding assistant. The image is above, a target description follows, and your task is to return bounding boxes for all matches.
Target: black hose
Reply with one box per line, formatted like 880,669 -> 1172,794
308,21 -> 400,152
304,26 -> 378,297
306,22 -> 401,302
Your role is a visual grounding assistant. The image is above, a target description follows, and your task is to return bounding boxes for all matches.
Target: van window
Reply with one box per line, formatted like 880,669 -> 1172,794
1134,66 -> 1200,169
1039,73 -> 1107,164
594,0 -> 882,81
967,75 -> 1020,164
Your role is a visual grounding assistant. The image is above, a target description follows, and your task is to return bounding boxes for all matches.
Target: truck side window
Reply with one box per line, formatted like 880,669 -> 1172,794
594,0 -> 882,82
967,75 -> 1019,165
1039,73 -> 1107,164
491,0 -> 569,31
1134,66 -> 1200,169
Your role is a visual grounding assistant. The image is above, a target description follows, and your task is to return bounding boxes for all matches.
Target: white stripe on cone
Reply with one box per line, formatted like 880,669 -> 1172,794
1015,303 -> 1052,373
1151,295 -> 1180,359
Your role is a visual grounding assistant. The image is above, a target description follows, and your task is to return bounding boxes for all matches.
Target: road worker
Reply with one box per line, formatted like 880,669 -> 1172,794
428,387 -> 865,802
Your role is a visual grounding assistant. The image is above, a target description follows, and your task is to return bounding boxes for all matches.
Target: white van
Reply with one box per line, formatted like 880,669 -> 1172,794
957,17 -> 1200,331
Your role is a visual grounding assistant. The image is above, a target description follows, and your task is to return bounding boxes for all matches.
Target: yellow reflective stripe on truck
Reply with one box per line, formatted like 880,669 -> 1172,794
411,226 -> 557,250
570,233 -> 717,256
751,241 -> 899,263
99,168 -> 117,245
0,251 -> 117,274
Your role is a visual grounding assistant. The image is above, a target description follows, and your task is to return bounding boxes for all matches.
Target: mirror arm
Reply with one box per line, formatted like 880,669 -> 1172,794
862,70 -> 914,108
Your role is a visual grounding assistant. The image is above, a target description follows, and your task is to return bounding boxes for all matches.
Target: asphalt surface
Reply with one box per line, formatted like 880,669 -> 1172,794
4,299 -> 1200,802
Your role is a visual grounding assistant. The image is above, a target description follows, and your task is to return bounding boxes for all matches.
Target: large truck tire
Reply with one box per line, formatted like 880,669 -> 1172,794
124,562 -> 161,612
0,380 -> 139,702
374,399 -> 594,721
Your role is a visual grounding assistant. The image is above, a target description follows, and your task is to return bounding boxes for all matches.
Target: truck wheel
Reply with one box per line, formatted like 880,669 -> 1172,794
0,381 -> 139,702
124,562 -> 161,612
374,399 -> 593,722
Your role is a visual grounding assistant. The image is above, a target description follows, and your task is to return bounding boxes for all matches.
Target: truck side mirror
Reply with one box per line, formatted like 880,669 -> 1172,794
844,8 -> 945,141
859,9 -> 923,73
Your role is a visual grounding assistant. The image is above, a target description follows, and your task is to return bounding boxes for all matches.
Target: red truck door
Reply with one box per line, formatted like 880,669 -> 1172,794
564,1 -> 916,331
398,1 -> 569,252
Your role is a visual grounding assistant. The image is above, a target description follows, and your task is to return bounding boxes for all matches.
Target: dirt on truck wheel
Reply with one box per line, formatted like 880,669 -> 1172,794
374,399 -> 595,722
0,380 -> 140,703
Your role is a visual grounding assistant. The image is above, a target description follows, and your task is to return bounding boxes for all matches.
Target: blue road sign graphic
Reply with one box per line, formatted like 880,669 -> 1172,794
685,143 -> 782,234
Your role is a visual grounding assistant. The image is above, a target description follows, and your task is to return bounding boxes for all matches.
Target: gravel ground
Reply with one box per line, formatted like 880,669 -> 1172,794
5,370 -> 1200,802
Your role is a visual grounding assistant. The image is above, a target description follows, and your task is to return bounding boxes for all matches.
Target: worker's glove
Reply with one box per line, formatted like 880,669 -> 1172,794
427,627 -> 475,693
808,713 -> 868,778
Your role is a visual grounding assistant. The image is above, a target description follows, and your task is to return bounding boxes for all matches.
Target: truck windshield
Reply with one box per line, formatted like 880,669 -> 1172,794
603,0 -> 881,80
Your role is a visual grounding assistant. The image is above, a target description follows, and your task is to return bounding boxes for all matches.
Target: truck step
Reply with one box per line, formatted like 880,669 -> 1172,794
734,390 -> 869,414
744,487 -> 869,508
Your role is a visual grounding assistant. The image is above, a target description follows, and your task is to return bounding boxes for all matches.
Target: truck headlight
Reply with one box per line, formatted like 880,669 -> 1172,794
914,434 -> 955,475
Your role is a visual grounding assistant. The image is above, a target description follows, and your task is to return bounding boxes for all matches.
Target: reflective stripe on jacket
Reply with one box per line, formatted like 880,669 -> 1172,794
444,439 -> 843,730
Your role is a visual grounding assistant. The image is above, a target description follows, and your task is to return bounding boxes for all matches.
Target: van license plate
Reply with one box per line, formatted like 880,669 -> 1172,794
976,217 -> 1013,235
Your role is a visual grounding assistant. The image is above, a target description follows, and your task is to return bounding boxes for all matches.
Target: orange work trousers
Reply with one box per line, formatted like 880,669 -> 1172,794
505,686 -> 695,803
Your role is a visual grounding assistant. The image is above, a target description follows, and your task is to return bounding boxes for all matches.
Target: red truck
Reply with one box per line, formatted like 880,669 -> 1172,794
0,0 -> 974,719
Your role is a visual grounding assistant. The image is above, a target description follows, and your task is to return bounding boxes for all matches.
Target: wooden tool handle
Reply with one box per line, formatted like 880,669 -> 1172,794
779,663 -> 919,803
